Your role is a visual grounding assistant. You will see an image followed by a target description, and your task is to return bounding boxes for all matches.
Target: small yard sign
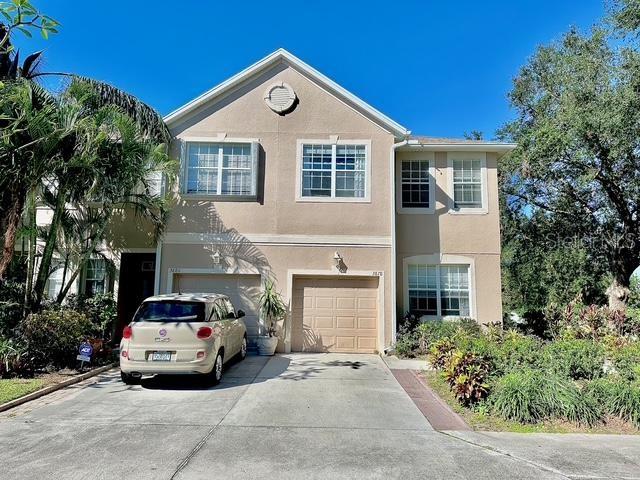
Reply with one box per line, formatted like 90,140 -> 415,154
76,342 -> 93,363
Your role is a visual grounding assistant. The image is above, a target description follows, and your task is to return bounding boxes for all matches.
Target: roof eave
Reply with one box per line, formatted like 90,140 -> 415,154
400,141 -> 517,154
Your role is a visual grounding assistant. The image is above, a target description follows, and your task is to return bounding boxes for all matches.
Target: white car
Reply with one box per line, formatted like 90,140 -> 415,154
119,293 -> 247,385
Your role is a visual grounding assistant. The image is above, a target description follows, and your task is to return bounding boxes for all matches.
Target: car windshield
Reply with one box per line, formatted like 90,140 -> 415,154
133,301 -> 205,322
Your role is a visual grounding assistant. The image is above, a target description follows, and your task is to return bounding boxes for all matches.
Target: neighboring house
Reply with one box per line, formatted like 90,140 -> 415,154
44,49 -> 515,354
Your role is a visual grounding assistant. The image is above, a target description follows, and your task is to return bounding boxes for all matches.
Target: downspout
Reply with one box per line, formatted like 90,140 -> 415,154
388,136 -> 409,352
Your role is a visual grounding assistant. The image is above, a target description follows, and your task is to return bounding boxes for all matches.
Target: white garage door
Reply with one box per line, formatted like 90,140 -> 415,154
173,274 -> 261,345
291,277 -> 379,353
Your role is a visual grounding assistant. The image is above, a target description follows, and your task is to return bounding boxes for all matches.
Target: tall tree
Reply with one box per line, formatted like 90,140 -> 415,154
0,1 -> 170,283
500,26 -> 640,311
610,0 -> 640,33
29,81 -> 175,308
0,0 -> 58,280
0,79 -> 59,280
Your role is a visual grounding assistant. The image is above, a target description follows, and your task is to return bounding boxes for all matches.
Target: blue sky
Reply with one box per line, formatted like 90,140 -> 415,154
18,0 -> 605,139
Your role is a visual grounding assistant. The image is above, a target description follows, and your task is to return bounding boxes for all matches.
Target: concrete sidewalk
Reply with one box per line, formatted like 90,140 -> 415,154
445,431 -> 640,479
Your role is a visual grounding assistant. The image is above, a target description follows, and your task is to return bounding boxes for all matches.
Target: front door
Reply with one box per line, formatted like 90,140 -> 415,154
115,253 -> 155,342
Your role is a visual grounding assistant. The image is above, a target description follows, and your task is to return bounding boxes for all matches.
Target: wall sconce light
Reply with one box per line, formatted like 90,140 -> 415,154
212,249 -> 221,264
333,251 -> 343,269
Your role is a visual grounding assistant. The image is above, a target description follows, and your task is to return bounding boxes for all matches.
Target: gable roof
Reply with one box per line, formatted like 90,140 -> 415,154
163,48 -> 410,138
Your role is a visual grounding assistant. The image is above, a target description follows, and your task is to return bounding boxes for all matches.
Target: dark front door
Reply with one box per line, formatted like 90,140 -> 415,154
115,253 -> 155,342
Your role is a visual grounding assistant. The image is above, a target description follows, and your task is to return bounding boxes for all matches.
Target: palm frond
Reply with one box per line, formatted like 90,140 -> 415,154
70,76 -> 170,144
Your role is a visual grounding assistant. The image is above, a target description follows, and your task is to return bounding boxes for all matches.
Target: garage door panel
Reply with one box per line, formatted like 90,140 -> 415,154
336,316 -> 355,329
357,316 -> 377,329
292,277 -> 379,354
314,316 -> 334,329
174,273 -> 261,346
315,296 -> 334,309
336,297 -> 356,309
357,297 -> 377,309
336,336 -> 355,350
358,337 -> 377,350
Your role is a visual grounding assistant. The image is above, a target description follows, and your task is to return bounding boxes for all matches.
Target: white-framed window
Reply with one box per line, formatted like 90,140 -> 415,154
396,153 -> 435,214
46,264 -> 64,299
85,259 -> 108,296
407,264 -> 471,317
146,171 -> 163,197
297,140 -> 371,202
448,152 -> 487,213
183,141 -> 259,198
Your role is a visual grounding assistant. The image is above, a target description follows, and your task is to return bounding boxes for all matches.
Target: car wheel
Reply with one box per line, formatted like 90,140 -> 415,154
121,371 -> 138,385
209,351 -> 223,385
240,336 -> 247,361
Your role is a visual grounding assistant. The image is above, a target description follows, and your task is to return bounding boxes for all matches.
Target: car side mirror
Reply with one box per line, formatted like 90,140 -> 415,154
226,312 -> 236,319
236,309 -> 246,319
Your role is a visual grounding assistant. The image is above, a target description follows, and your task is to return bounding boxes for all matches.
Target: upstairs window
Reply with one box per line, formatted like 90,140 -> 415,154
408,264 -> 470,317
401,160 -> 431,209
299,142 -> 369,200
185,142 -> 258,197
452,158 -> 483,209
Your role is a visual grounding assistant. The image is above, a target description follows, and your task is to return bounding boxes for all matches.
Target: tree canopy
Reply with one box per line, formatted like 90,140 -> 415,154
0,1 -> 177,311
500,4 -> 640,313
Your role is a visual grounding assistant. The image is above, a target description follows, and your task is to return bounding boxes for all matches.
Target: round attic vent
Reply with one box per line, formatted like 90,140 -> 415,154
264,82 -> 296,113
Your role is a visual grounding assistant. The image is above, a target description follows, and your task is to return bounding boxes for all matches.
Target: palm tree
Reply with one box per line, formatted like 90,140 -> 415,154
0,2 -> 174,305
0,80 -> 60,280
29,80 -> 176,308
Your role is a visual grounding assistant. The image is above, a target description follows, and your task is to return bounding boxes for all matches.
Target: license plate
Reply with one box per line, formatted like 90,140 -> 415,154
151,351 -> 171,361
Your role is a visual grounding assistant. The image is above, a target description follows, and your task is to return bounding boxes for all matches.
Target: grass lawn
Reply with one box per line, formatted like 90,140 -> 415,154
424,370 -> 639,434
0,378 -> 45,404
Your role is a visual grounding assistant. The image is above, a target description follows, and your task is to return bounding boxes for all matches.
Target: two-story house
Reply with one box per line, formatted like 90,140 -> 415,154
98,49 -> 514,353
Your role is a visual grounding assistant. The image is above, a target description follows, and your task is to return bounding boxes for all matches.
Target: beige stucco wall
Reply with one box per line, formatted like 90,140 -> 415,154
167,64 -> 395,237
159,243 -> 392,352
395,150 -> 502,324
106,208 -> 159,250
105,59 -> 504,346
158,62 -> 396,350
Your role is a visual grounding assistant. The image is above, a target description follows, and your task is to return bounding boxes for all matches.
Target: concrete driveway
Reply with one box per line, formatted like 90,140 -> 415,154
0,353 -> 639,479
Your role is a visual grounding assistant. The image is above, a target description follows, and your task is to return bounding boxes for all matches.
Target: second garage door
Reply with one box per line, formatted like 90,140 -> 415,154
291,277 -> 379,353
173,273 -> 261,345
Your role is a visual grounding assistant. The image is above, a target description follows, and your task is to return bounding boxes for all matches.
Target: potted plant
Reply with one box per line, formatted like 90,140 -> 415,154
256,279 -> 286,356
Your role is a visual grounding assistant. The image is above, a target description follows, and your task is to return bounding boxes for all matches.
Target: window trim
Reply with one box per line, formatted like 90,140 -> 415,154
396,153 -> 436,214
402,254 -> 476,320
295,139 -> 372,203
179,136 -> 259,201
447,152 -> 488,214
46,261 -> 65,299
84,257 -> 109,297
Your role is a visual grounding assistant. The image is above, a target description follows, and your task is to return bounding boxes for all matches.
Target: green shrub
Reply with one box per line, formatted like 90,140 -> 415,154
20,309 -> 94,368
584,377 -> 640,428
395,316 -> 483,358
416,320 -> 460,351
0,336 -> 33,378
491,369 -> 600,425
495,331 -> 543,374
609,342 -> 640,381
427,338 -> 456,369
443,350 -> 490,406
542,339 -> 605,380
624,308 -> 640,337
0,280 -> 25,336
66,293 -> 118,341
395,329 -> 420,358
